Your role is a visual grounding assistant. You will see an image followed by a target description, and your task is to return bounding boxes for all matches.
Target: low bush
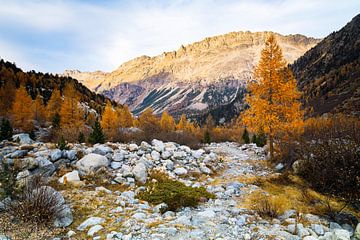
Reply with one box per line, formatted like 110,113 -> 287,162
137,171 -> 215,212
4,176 -> 66,226
0,161 -> 19,200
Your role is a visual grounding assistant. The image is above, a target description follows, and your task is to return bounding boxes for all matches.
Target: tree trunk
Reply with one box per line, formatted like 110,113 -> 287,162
269,134 -> 274,161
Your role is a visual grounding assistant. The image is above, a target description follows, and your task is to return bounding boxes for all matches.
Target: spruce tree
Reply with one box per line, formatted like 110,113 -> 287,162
242,128 -> 250,144
89,121 -> 105,144
78,132 -> 85,143
0,118 -> 13,141
203,130 -> 211,144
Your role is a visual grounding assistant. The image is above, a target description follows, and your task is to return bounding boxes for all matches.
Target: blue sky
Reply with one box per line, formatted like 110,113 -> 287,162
0,0 -> 359,73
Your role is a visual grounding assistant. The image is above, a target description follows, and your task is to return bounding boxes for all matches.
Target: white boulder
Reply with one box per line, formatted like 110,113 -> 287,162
75,154 -> 109,173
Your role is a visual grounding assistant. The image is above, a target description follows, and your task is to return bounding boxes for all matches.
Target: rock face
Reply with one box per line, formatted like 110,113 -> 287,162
292,14 -> 360,117
75,153 -> 109,173
64,31 -> 318,120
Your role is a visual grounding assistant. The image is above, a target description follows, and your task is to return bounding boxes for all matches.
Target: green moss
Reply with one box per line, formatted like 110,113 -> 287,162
137,172 -> 215,212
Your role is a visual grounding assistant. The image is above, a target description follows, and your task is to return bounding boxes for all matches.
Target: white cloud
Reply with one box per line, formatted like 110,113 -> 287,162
0,0 -> 359,72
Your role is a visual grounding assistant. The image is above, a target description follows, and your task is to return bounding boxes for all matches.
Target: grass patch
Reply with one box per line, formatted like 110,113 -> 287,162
137,171 -> 215,212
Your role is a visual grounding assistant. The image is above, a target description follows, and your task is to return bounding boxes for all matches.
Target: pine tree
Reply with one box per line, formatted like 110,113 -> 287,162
78,132 -> 85,143
160,111 -> 175,131
89,121 -> 105,144
242,128 -> 250,144
242,35 -> 304,160
46,89 -> 62,121
11,85 -> 34,132
203,130 -> 211,144
0,118 -> 13,141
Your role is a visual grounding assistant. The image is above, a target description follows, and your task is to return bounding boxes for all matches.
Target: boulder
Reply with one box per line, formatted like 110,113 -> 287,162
12,133 -> 34,145
88,225 -> 103,236
132,163 -> 147,184
19,157 -> 39,170
164,160 -> 174,170
292,160 -> 305,174
354,223 -> 360,239
77,217 -> 105,231
93,145 -> 113,155
128,144 -> 139,152
174,167 -> 188,175
65,150 -> 77,160
152,139 -> 165,152
111,161 -> 122,170
59,170 -> 81,184
331,229 -> 351,240
113,152 -> 125,162
192,149 -> 205,159
8,150 -> 28,158
151,150 -> 160,161
34,157 -> 56,177
51,149 -> 63,162
161,151 -> 172,159
75,154 -> 109,173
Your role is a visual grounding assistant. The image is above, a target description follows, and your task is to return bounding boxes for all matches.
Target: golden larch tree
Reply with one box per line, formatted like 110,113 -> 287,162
117,105 -> 134,128
32,94 -> 46,125
176,114 -> 188,131
241,35 -> 303,160
46,89 -> 62,121
11,85 -> 34,131
138,108 -> 159,131
0,81 -> 16,117
160,111 -> 175,131
60,83 -> 84,130
101,102 -> 119,139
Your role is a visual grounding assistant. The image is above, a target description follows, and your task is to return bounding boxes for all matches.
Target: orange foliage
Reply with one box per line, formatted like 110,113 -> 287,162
11,86 -> 34,131
60,83 -> 84,130
160,111 -> 175,131
101,102 -> 119,139
138,108 -> 159,130
116,105 -> 133,128
46,89 -> 62,121
0,81 -> 16,117
32,95 -> 46,126
241,35 -> 304,159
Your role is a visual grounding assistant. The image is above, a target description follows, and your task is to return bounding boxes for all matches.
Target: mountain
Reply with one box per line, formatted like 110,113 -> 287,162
0,59 -> 114,114
292,14 -> 360,117
64,31 -> 319,120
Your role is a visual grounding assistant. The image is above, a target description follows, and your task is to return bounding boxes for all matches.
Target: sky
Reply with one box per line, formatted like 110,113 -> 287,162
0,0 -> 359,73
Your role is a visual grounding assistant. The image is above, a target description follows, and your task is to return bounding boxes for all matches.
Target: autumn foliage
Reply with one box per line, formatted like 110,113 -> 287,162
11,86 -> 34,132
242,35 -> 304,159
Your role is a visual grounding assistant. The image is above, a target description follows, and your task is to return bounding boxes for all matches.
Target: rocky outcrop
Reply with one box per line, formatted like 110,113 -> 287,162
65,31 -> 319,119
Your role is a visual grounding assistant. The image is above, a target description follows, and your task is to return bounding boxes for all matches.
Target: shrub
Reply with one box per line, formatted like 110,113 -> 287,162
0,161 -> 19,200
4,176 -> 66,226
242,128 -> 250,144
0,118 -> 13,141
137,171 -> 215,212
78,132 -> 85,143
52,113 -> 61,129
203,130 -> 211,144
249,191 -> 288,219
57,136 -> 69,150
88,121 -> 105,144
253,131 -> 267,147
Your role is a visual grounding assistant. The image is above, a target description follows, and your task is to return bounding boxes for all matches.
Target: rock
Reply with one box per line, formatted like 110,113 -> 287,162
67,230 -> 76,237
51,149 -> 63,162
151,150 -> 160,161
303,237 -> 318,240
132,163 -> 147,184
153,203 -> 168,213
111,207 -> 124,213
172,151 -> 186,159
312,224 -> 325,235
65,150 -> 77,160
275,163 -> 284,171
331,229 -> 351,240
161,151 -> 172,159
174,167 -> 188,176
9,149 -> 28,158
19,157 -> 39,170
176,215 -> 192,226
0,235 -> 11,240
113,152 -> 125,162
151,139 -> 165,152
200,165 -> 212,175
355,223 -> 360,239
16,170 -> 30,180
158,227 -> 178,235
111,161 -> 122,169
189,230 -> 205,238
95,186 -> 112,194
164,160 -> 174,170
75,153 -> 109,173
77,217 -> 105,231
197,209 -> 216,219
132,212 -> 147,220
12,133 -> 34,144
163,211 -> 175,219
128,144 -> 139,152
304,214 -> 320,223
36,157 -> 56,177
59,170 -> 80,184
93,145 -> 113,155
121,164 -> 133,177
330,222 -> 343,230
292,160 -> 305,174
88,225 -> 103,236
192,149 -> 205,159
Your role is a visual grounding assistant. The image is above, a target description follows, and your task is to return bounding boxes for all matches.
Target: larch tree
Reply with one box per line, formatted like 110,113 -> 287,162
60,83 -> 84,130
176,114 -> 188,131
101,102 -> 119,139
241,35 -> 303,160
32,94 -> 46,126
138,108 -> 159,131
46,89 -> 62,121
117,105 -> 133,128
0,81 -> 16,117
160,111 -> 175,131
11,85 -> 34,132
